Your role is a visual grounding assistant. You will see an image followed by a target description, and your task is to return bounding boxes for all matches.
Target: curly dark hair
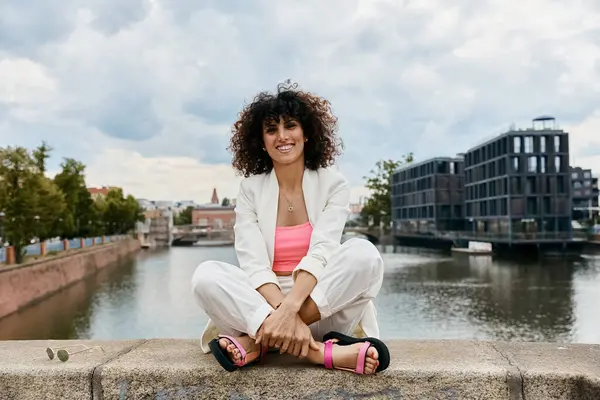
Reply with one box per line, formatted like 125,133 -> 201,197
228,81 -> 343,177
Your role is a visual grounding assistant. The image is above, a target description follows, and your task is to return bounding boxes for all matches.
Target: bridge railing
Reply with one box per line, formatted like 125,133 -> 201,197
394,230 -> 588,241
0,235 -> 127,264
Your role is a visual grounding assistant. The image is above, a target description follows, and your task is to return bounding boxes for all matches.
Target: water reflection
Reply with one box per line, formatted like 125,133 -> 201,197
1,245 -> 599,344
0,254 -> 138,340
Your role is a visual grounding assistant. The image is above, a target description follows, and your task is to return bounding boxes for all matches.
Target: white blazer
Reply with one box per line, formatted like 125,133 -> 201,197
199,167 -> 379,353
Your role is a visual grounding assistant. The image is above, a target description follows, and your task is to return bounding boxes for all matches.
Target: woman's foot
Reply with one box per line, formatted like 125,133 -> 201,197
218,335 -> 261,366
309,339 -> 380,374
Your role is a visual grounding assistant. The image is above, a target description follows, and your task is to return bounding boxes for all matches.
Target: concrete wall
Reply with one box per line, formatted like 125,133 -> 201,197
0,238 -> 140,320
0,339 -> 598,399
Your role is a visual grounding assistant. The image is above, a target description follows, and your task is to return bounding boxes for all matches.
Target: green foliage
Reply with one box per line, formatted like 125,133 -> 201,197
32,141 -> 52,175
0,145 -> 67,262
221,197 -> 230,206
174,206 -> 194,226
361,153 -> 414,233
0,143 -> 144,262
53,158 -> 93,237
99,188 -> 144,234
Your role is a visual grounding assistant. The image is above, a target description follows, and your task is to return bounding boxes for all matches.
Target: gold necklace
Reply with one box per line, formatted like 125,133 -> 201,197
282,193 -> 294,212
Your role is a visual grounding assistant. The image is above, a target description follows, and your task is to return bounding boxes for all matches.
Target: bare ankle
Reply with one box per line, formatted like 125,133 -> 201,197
306,342 -> 325,364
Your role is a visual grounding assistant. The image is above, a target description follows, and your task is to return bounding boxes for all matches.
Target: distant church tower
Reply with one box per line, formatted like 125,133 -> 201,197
211,188 -> 219,204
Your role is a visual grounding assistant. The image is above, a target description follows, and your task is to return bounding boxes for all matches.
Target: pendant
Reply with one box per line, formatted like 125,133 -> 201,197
288,206 -> 294,212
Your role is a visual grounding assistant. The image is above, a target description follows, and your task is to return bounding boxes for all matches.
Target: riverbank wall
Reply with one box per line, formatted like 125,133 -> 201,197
0,238 -> 140,320
0,339 -> 598,399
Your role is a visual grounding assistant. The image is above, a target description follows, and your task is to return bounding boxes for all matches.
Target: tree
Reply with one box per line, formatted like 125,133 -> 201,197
0,142 -> 142,263
123,194 -> 144,232
0,147 -> 47,263
221,197 -> 230,206
361,153 -> 413,233
32,141 -> 52,175
30,174 -> 67,242
174,206 -> 193,225
53,158 -> 95,238
100,188 -> 144,234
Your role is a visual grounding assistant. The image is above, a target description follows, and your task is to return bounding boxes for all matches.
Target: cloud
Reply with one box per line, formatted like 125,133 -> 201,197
569,110 -> 600,169
83,147 -> 241,203
1,0 -> 600,202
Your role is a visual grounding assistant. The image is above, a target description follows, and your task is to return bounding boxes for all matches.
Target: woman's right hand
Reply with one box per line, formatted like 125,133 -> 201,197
287,315 -> 319,358
256,302 -> 298,350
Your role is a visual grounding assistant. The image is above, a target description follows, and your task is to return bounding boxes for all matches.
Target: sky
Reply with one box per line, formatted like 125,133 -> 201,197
1,0 -> 600,204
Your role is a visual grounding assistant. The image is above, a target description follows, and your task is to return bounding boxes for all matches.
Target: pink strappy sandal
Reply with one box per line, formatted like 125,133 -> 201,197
322,331 -> 390,374
208,335 -> 268,372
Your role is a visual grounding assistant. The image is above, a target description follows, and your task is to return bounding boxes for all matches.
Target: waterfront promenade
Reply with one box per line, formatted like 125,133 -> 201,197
0,236 -> 126,264
0,236 -> 140,320
0,338 -> 598,399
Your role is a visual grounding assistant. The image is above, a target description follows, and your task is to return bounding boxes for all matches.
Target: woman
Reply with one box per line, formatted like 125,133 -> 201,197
191,82 -> 390,375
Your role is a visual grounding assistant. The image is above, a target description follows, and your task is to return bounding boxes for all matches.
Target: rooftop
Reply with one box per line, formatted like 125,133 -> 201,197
193,205 -> 235,211
394,156 -> 463,173
467,116 -> 565,153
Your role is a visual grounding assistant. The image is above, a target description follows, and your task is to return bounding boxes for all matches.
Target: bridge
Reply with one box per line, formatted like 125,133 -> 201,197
343,227 -> 384,244
390,229 -> 590,254
171,225 -> 233,246
171,225 -> 384,245
345,228 -> 591,251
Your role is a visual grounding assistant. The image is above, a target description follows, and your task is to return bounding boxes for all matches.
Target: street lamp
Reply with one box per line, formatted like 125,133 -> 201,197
34,215 -> 40,242
0,211 -> 4,244
57,218 -> 63,240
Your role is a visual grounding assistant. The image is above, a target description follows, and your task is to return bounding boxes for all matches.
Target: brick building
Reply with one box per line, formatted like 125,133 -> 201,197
191,206 -> 236,229
88,187 -> 111,200
189,188 -> 236,229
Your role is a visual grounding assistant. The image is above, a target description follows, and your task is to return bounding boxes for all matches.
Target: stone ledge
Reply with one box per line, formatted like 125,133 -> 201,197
0,339 -> 598,399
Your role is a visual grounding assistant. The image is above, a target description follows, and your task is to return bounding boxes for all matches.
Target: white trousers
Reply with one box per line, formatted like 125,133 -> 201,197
191,238 -> 384,351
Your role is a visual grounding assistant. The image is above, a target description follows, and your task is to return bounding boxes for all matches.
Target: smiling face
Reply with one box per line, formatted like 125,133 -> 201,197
262,116 -> 306,167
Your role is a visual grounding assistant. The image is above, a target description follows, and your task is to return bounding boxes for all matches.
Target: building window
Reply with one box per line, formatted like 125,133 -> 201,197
526,176 -> 536,194
540,136 -> 546,152
512,157 -> 519,173
528,156 -> 537,173
543,197 -> 551,214
511,177 -> 522,194
584,180 -> 591,187
584,171 -> 591,179
450,162 -> 455,174
554,156 -> 561,173
557,176 -> 566,193
514,137 -> 521,153
585,189 -> 592,196
554,136 -> 560,152
574,181 -> 582,189
524,136 -> 534,153
572,172 -> 579,179
540,156 -> 547,173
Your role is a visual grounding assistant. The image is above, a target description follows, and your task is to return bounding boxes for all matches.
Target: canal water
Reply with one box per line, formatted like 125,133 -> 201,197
1,245 -> 600,344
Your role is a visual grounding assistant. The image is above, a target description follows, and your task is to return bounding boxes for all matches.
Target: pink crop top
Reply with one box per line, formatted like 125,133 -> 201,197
272,222 -> 313,273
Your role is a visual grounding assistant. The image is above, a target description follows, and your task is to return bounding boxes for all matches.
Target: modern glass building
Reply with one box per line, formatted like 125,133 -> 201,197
570,167 -> 599,221
392,157 -> 465,234
463,116 -> 572,239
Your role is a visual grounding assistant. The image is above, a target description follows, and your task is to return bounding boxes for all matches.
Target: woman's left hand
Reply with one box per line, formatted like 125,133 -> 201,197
255,302 -> 297,351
